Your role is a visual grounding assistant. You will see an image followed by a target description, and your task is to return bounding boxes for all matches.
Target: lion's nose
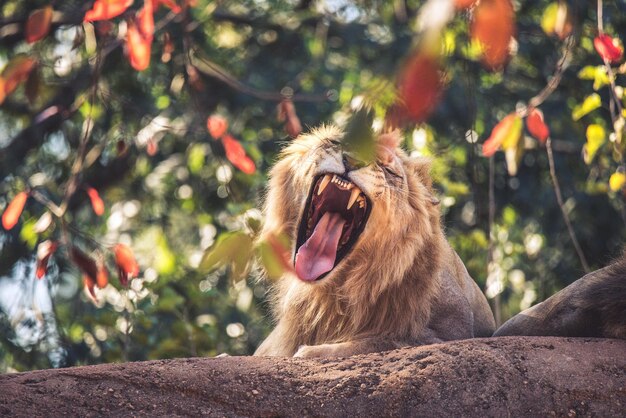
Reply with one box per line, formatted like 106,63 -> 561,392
342,153 -> 366,172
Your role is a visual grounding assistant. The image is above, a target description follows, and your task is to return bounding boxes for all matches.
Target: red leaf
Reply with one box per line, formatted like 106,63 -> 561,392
266,234 -> 295,275
1,55 -> 37,101
127,20 -> 152,71
277,99 -> 302,138
471,0 -> 515,71
36,240 -> 58,279
84,0 -> 134,22
397,51 -> 443,123
71,247 -> 99,282
86,186 -> 105,216
26,6 -> 53,44
482,113 -> 521,157
161,32 -> 174,63
207,115 -> 228,139
146,138 -> 158,156
2,191 -> 29,230
137,0 -> 154,39
221,135 -> 256,174
526,108 -> 550,144
156,0 -> 181,13
117,140 -> 128,155
95,20 -> 115,36
594,34 -> 624,64
186,64 -> 204,91
114,244 -> 139,285
285,116 -> 302,139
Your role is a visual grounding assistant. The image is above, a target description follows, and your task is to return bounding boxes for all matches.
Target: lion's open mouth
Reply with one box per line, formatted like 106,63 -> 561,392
294,174 -> 371,282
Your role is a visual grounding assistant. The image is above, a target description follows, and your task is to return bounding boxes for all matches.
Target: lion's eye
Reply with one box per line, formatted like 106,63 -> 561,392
329,139 -> 341,146
382,165 -> 402,179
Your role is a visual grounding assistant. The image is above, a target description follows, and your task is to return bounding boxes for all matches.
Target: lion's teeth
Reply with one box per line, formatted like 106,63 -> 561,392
318,174 -> 332,195
347,188 -> 361,210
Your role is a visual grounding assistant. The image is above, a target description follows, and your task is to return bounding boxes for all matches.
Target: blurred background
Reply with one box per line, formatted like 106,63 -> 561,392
0,0 -> 625,372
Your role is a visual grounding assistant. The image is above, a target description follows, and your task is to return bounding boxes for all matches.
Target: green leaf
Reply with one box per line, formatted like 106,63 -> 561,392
256,232 -> 293,280
187,143 -> 206,174
343,106 -> 376,164
19,218 -> 37,249
577,66 -> 610,90
572,93 -> 601,121
583,124 -> 605,164
257,241 -> 284,279
79,101 -> 103,121
230,238 -> 254,282
200,231 -> 252,272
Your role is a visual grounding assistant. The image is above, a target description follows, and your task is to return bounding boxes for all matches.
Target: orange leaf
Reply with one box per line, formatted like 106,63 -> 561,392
86,186 -> 105,216
137,0 -> 154,39
482,113 -> 521,157
594,34 -> 624,64
207,115 -> 228,139
127,20 -> 152,71
397,51 -> 443,123
2,55 -> 37,99
2,191 -> 29,230
71,247 -> 99,282
526,108 -> 550,144
96,265 -> 109,288
114,244 -> 139,286
26,6 -> 53,44
36,240 -> 58,279
84,0 -> 134,22
0,79 -> 6,105
156,0 -> 181,13
471,0 -> 515,71
455,0 -> 477,9
222,135 -> 256,174
84,275 -> 98,303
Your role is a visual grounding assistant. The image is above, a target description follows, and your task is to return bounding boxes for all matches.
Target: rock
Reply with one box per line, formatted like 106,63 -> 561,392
0,337 -> 624,417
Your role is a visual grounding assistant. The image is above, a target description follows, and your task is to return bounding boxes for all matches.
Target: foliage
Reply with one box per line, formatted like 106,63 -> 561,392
0,0 -> 625,372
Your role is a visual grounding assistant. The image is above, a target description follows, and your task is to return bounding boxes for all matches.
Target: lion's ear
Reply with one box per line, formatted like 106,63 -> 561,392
406,156 -> 440,205
378,130 -> 402,149
407,156 -> 433,187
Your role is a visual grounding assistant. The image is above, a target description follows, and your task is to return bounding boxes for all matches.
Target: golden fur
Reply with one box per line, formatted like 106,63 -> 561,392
255,125 -> 495,357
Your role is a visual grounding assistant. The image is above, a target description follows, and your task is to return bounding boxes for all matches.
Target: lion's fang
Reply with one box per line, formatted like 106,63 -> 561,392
347,188 -> 361,210
318,174 -> 332,195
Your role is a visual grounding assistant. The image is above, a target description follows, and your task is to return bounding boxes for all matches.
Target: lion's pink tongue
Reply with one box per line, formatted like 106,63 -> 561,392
295,212 -> 346,281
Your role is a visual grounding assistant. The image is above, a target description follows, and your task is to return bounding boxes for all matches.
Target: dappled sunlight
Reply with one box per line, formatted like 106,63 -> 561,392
0,0 -> 624,371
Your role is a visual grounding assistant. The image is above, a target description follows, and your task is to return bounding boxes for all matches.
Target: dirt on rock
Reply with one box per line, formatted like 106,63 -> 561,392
1,337 -> 625,417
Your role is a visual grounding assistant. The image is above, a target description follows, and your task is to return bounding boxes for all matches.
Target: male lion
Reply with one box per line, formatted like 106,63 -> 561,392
254,125 -> 496,357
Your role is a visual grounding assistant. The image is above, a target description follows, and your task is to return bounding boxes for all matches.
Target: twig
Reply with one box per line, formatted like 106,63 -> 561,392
488,156 -> 501,326
546,138 -> 590,273
596,0 -> 625,133
516,30 -> 590,272
519,35 -> 574,117
190,49 -> 332,103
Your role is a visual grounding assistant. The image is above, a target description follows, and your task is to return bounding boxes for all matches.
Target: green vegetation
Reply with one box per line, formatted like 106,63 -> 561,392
0,0 -> 625,372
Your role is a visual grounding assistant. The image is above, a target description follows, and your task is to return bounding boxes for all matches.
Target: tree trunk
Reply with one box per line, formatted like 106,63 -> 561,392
1,337 -> 625,417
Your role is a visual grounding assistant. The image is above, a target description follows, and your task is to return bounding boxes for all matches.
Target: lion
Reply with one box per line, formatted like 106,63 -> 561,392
254,125 -> 496,357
